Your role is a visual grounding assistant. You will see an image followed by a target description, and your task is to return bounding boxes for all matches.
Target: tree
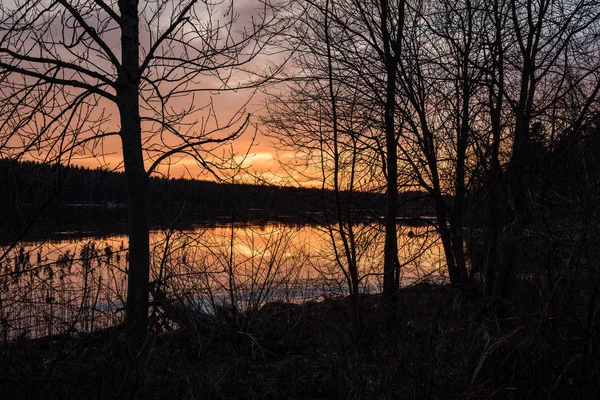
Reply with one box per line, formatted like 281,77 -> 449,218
0,0 -> 279,344
395,0 -> 483,285
266,0 -> 406,308
264,0 -> 376,336
479,0 -> 507,297
486,0 -> 600,298
378,0 -> 405,303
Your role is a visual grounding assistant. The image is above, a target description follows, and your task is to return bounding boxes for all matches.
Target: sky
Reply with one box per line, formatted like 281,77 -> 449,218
1,0 -> 297,185
73,89 -> 286,184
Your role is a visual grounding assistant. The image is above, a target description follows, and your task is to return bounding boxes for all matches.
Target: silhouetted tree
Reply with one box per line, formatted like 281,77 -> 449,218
395,0 -> 484,285
0,0 -> 279,345
488,0 -> 600,298
264,0 -> 407,332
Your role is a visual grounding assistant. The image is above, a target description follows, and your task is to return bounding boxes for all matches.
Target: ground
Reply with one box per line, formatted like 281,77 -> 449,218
1,283 -> 598,399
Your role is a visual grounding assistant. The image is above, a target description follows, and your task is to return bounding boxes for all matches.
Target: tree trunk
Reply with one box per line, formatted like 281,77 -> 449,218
427,129 -> 468,285
349,262 -> 363,340
483,2 -> 504,297
383,101 -> 398,302
484,145 -> 501,296
381,0 -> 403,303
483,82 -> 502,297
450,123 -> 468,283
121,132 -> 149,343
324,0 -> 363,339
450,40 -> 471,285
119,0 -> 149,344
492,53 -> 533,298
433,193 -> 468,284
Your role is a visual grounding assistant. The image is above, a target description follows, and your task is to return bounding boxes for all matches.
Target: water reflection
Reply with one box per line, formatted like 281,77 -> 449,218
0,222 -> 447,339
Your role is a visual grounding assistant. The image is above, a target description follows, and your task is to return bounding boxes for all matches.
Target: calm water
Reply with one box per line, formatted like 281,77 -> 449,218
0,222 -> 447,339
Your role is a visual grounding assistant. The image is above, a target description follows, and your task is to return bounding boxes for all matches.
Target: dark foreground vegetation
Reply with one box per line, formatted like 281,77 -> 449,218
1,282 -> 598,399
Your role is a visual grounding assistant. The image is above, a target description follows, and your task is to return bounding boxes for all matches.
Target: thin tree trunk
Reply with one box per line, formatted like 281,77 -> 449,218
381,0 -> 404,303
383,95 -> 399,302
450,95 -> 469,284
449,0 -> 473,286
483,145 -> 502,296
433,194 -> 464,284
483,76 -> 502,297
492,92 -> 530,297
428,128 -> 468,284
324,0 -> 362,339
483,0 -> 504,296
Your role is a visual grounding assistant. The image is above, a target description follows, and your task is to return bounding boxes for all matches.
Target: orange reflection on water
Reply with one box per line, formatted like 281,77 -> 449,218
0,223 -> 447,338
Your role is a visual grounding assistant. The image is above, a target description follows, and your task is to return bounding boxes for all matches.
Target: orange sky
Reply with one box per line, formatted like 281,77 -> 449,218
61,85 -> 298,185
2,0 -> 302,186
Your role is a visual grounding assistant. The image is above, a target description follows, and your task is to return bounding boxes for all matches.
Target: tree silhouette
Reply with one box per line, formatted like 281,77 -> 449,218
266,0 -> 406,312
0,0 -> 279,345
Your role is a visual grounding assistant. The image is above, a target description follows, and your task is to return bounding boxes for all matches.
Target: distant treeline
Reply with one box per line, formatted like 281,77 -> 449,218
0,159 -> 434,235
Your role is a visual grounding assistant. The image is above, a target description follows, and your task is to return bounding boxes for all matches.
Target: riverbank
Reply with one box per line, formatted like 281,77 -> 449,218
1,283 -> 597,399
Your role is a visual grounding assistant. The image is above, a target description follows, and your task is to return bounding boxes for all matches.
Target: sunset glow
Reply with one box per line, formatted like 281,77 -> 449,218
2,0 -> 600,396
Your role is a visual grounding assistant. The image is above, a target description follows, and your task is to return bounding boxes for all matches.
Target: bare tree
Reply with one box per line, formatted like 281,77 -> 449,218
395,0 -> 486,285
264,0 -> 377,336
488,0 -> 600,298
265,0 -> 406,313
479,0 -> 508,296
377,0 -> 405,302
0,0 -> 279,344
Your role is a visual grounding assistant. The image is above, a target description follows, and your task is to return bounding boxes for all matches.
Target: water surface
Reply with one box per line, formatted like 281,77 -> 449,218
0,221 -> 447,339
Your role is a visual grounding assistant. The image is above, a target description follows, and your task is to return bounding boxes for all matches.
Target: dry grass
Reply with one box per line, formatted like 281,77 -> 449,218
1,282 -> 598,399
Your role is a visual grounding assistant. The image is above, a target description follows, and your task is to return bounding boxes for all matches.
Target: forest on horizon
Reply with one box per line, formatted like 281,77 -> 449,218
0,158 -> 435,236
